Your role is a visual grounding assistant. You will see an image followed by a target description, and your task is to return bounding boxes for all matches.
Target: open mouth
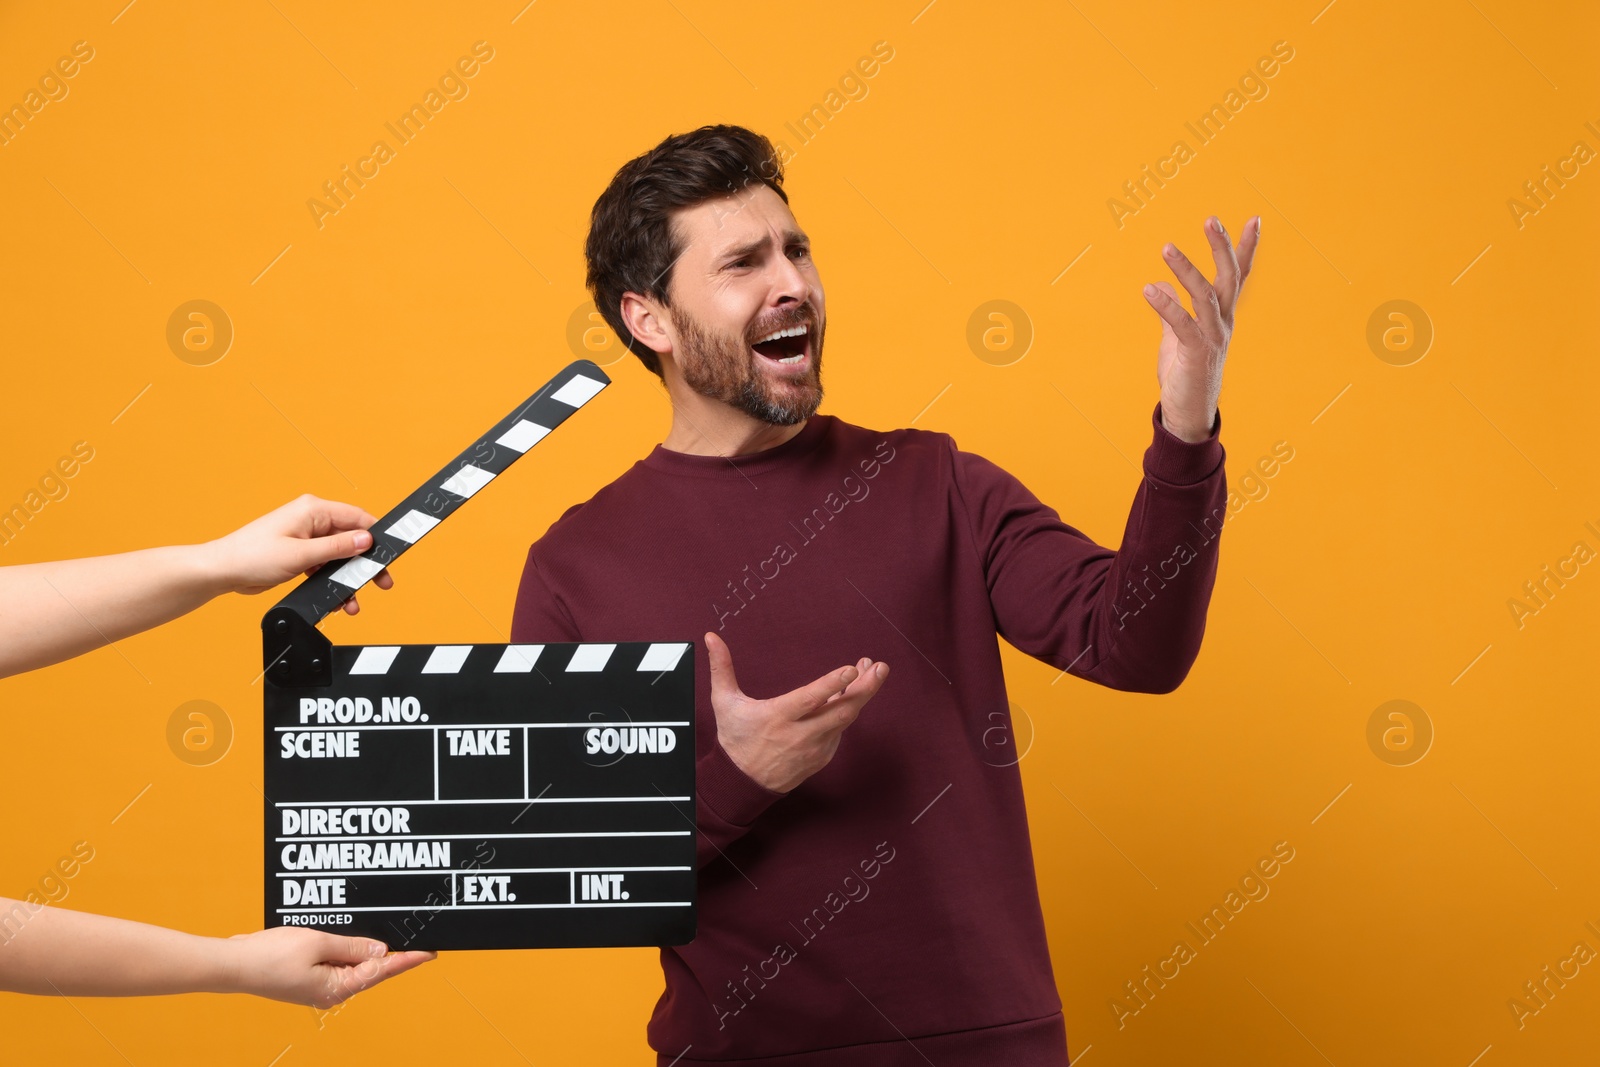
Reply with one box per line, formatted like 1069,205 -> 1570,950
750,323 -> 810,366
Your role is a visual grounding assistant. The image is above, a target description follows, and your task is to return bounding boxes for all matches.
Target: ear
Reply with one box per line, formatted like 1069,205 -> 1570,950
620,292 -> 673,357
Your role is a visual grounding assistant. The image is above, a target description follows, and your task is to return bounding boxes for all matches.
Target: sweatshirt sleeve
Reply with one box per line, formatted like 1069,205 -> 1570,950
694,740 -> 788,871
949,401 -> 1227,694
509,545 -> 786,872
509,547 -> 584,644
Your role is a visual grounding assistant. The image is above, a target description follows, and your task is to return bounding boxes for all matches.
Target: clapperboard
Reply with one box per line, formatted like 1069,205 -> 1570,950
261,360 -> 696,951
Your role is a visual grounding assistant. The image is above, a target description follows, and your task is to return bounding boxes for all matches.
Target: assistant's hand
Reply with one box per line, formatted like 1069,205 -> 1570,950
706,630 -> 890,794
204,495 -> 394,614
1144,215 -> 1261,443
223,927 -> 435,1008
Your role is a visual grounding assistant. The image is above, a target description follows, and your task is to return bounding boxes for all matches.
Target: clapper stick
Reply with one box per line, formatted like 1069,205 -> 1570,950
262,360 -> 610,686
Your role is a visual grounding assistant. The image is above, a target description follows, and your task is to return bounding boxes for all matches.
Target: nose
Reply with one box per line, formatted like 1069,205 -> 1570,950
770,251 -> 810,310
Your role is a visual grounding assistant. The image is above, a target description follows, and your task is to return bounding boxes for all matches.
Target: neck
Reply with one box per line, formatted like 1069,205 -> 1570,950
656,371 -> 809,457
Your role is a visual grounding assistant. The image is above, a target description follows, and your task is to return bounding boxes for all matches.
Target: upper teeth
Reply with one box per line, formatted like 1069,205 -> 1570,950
754,324 -> 808,345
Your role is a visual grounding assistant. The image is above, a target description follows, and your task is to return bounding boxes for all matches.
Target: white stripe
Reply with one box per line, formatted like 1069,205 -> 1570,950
328,556 -> 384,589
349,646 -> 401,675
550,375 -> 605,407
496,420 -> 551,453
638,642 -> 690,672
494,645 -> 545,672
385,509 -> 440,544
422,646 -> 472,673
566,644 -> 616,671
440,464 -> 494,499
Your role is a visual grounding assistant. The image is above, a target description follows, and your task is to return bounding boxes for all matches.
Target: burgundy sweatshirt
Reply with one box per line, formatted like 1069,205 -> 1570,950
510,402 -> 1227,1065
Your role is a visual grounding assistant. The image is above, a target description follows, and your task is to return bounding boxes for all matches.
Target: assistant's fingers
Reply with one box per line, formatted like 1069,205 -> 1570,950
330,935 -> 389,965
290,529 -> 375,575
299,497 -> 380,538
337,570 -> 391,613
347,950 -> 436,993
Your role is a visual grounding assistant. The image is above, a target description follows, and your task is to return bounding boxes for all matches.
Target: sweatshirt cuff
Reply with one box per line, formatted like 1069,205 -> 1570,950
1145,402 -> 1224,486
699,740 -> 788,828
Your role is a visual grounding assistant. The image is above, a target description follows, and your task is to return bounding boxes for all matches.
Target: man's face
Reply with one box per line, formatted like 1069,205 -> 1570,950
659,184 -> 826,426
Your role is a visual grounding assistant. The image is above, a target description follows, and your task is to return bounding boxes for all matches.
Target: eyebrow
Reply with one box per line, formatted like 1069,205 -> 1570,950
715,229 -> 809,264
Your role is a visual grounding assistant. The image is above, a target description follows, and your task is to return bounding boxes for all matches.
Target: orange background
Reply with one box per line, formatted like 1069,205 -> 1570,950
2,1 -> 1597,1064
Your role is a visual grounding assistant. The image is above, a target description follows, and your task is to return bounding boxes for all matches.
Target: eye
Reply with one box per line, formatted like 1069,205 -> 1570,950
789,245 -> 811,260
727,259 -> 750,270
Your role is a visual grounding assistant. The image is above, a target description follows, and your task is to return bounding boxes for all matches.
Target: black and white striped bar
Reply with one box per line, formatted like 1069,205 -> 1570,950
272,360 -> 610,628
265,640 -> 697,951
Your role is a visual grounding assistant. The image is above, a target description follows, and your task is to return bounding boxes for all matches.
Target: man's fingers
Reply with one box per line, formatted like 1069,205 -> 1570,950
794,659 -> 889,720
834,658 -> 878,702
820,658 -> 869,705
1202,216 -> 1242,322
812,661 -> 889,729
1148,283 -> 1178,344
704,632 -> 742,702
845,660 -> 889,702
780,662 -> 862,717
1143,282 -> 1207,350
1235,214 -> 1262,292
1159,242 -> 1223,340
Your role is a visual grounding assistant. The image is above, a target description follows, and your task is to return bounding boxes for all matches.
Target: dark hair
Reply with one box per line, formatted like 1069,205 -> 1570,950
584,125 -> 788,378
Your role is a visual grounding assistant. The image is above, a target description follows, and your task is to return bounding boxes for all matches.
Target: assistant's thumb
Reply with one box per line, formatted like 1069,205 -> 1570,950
326,935 -> 389,965
299,529 -> 374,572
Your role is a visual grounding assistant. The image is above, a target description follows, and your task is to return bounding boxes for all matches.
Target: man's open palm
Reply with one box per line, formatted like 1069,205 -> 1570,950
706,630 -> 889,794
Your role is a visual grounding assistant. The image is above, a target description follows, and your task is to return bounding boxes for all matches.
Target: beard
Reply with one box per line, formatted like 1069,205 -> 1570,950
668,303 -> 824,426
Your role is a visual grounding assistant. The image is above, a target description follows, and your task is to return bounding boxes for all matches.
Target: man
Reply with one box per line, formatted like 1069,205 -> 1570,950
512,124 -> 1259,1065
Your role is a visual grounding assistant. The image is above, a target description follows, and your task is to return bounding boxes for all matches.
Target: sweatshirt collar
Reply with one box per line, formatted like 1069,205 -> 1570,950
641,413 -> 833,477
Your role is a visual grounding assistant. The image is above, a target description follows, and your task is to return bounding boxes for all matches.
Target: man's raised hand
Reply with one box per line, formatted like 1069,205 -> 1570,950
705,630 -> 889,794
1143,214 -> 1262,444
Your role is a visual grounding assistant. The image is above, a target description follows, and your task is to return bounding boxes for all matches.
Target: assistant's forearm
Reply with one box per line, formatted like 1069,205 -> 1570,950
0,899 -> 235,997
0,544 -> 228,679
